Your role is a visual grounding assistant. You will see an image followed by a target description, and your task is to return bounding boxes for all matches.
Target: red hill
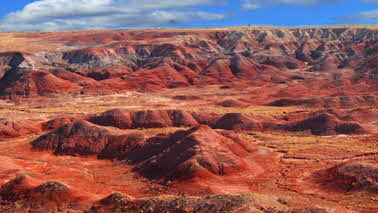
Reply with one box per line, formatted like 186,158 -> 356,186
124,125 -> 258,183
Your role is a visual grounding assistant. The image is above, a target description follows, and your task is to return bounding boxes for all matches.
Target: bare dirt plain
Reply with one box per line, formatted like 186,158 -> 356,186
0,26 -> 377,212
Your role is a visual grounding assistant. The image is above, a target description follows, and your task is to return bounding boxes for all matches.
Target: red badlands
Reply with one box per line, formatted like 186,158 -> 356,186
0,26 -> 376,212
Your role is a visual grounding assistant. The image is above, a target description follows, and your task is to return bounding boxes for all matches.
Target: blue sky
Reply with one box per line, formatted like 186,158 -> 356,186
0,0 -> 376,31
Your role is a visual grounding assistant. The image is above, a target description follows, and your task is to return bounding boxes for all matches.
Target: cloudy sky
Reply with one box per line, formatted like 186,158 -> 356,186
0,0 -> 376,31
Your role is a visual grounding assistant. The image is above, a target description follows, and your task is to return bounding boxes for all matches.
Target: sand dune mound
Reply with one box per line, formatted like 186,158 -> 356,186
124,125 -> 257,182
0,118 -> 42,140
285,113 -> 365,135
213,113 -> 262,131
316,161 -> 378,193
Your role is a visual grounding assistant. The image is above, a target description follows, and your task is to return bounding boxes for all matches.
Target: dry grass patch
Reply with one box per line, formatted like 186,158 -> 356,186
242,132 -> 378,160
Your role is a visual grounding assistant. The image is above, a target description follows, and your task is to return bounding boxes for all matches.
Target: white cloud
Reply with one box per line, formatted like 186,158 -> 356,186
242,2 -> 260,10
242,0 -> 342,10
0,0 -> 225,31
342,9 -> 378,22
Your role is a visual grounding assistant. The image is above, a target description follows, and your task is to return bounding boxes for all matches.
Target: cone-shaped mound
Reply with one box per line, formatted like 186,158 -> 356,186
124,125 -> 258,182
213,113 -> 262,131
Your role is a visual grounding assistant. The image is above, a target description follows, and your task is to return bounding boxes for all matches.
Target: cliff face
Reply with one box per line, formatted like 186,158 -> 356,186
0,27 -> 377,98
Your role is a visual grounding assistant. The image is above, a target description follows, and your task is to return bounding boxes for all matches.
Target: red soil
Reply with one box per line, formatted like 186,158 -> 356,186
0,119 -> 42,140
